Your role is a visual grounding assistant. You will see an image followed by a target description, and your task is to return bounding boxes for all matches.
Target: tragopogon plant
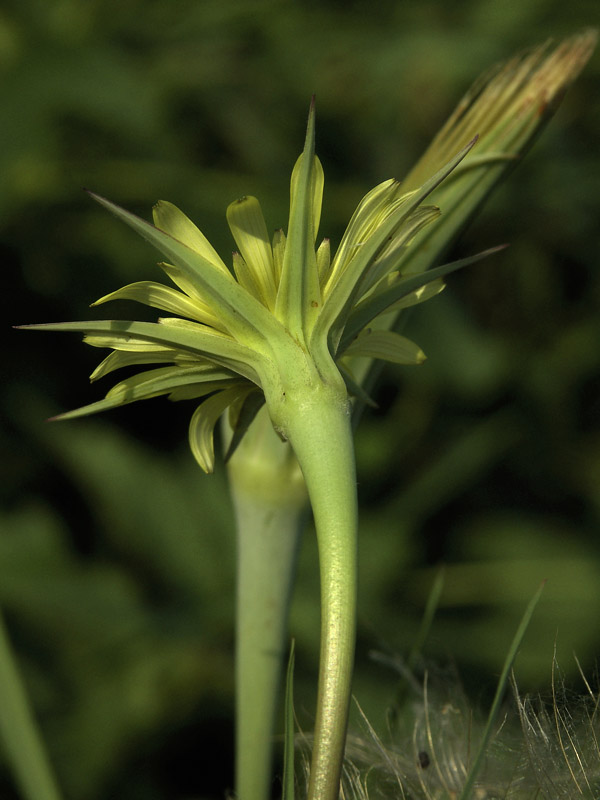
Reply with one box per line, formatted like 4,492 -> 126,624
15,30 -> 596,800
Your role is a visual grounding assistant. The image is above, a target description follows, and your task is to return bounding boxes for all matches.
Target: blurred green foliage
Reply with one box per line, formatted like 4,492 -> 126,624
1,0 -> 599,798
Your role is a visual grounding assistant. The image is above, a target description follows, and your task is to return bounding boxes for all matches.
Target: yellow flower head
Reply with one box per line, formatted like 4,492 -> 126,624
21,31 -> 595,472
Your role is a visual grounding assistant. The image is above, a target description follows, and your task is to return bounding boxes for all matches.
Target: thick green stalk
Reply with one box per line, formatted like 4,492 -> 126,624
274,379 -> 358,800
227,407 -> 307,800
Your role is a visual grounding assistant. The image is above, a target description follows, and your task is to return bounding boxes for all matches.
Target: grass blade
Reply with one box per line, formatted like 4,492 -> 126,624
0,611 -> 63,800
282,640 -> 296,800
458,580 -> 546,800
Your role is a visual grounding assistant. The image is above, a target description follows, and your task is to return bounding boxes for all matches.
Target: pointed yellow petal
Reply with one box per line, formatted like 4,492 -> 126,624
157,263 -> 230,334
324,179 -> 399,295
271,229 -> 286,285
227,196 -> 277,310
90,349 -> 188,381
52,366 -> 239,421
88,193 -> 282,349
153,200 -> 229,275
315,138 -> 478,352
91,280 -> 223,327
232,251 -> 264,304
189,385 -> 253,473
316,238 -> 331,287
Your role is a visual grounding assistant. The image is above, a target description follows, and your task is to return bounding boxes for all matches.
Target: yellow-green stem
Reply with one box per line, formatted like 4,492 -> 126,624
278,381 -> 358,800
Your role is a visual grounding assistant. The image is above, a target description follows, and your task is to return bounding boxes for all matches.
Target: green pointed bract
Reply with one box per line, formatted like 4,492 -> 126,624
274,99 -> 323,343
341,329 -> 426,365
356,205 -> 441,298
339,246 -> 507,352
312,136 -> 478,355
22,320 -> 265,385
377,279 -> 446,316
87,192 -> 282,351
323,178 -> 400,295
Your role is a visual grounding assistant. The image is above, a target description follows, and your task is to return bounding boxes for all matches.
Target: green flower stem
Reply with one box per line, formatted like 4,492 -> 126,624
274,379 -> 358,800
227,408 -> 307,800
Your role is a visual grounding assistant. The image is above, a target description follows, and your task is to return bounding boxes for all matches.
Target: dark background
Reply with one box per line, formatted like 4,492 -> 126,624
1,1 -> 599,798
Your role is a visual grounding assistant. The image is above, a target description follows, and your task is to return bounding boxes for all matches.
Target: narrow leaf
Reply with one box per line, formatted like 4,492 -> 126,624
408,567 -> 445,670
